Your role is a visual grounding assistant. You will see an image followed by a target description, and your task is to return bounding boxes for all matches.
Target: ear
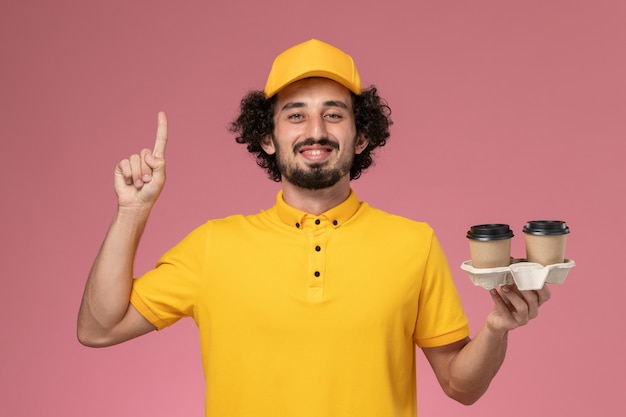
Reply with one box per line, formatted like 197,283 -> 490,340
354,133 -> 369,155
260,135 -> 276,155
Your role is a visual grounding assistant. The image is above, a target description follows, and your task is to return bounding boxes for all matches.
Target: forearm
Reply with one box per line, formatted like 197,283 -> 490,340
426,286 -> 549,405
447,325 -> 508,404
77,207 -> 150,342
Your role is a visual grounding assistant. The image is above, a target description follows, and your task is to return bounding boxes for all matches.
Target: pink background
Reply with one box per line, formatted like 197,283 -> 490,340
2,0 -> 624,415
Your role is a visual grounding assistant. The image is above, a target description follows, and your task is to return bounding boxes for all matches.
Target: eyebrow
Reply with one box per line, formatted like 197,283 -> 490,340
280,100 -> 349,112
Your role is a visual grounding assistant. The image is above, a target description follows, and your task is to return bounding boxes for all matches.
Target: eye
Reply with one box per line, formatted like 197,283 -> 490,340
324,112 -> 343,121
287,112 -> 305,121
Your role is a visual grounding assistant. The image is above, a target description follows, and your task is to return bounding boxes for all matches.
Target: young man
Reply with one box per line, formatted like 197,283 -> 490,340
78,39 -> 551,416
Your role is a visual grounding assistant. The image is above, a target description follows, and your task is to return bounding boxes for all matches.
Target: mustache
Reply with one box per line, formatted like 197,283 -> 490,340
293,138 -> 340,153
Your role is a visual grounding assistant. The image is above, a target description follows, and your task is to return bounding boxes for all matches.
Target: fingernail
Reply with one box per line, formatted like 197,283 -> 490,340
142,174 -> 151,182
502,286 -> 510,293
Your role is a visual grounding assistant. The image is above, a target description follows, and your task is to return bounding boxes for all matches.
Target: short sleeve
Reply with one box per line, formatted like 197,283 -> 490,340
130,223 -> 209,330
414,231 -> 470,347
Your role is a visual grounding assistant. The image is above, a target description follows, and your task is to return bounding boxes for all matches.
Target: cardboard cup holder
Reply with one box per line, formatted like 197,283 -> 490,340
460,258 -> 576,290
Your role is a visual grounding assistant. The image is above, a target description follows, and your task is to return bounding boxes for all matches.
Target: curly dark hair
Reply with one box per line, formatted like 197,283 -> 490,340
229,85 -> 392,182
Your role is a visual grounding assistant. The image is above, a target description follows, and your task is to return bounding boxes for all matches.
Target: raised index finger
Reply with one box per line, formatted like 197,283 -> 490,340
153,111 -> 168,158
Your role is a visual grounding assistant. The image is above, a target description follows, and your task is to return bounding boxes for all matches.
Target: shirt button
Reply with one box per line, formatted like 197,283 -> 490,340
315,219 -> 321,225
295,222 -> 300,228
314,271 -> 320,277
315,245 -> 321,251
333,220 -> 338,226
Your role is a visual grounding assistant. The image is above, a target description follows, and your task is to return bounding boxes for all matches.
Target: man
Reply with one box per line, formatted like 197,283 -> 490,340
78,39 -> 550,416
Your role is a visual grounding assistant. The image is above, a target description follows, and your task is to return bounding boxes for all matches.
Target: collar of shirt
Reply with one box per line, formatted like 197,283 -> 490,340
275,189 -> 361,229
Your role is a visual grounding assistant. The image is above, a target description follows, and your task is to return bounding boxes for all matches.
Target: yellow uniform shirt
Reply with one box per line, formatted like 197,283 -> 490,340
131,190 -> 469,417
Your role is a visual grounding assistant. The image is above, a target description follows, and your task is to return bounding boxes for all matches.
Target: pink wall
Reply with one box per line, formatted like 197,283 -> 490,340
2,0 -> 624,415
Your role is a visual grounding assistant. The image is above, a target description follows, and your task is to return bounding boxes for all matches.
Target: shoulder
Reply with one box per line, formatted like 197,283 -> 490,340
351,202 -> 437,247
193,207 -> 281,236
359,202 -> 434,233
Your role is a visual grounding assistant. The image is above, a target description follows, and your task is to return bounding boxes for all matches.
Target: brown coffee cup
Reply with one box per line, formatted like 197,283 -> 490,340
523,220 -> 570,266
467,224 -> 514,268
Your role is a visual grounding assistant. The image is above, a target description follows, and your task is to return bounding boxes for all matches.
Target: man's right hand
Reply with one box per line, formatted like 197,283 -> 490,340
77,112 -> 168,347
114,111 -> 168,210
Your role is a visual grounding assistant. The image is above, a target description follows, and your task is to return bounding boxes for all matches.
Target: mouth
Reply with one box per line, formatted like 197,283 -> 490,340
299,146 -> 333,161
295,140 -> 338,163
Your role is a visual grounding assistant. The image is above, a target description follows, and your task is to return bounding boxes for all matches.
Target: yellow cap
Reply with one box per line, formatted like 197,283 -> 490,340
264,39 -> 362,98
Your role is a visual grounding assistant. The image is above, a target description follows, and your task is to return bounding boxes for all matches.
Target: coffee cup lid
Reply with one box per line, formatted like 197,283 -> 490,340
466,224 -> 514,241
523,220 -> 570,235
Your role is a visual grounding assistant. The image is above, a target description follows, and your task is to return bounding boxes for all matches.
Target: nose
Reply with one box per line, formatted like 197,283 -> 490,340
304,114 -> 328,139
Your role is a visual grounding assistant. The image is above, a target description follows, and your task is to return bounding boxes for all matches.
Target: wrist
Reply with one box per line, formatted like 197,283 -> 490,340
114,205 -> 152,227
484,320 -> 509,341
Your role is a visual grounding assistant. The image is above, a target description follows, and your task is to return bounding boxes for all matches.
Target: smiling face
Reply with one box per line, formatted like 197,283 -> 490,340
261,78 -> 368,190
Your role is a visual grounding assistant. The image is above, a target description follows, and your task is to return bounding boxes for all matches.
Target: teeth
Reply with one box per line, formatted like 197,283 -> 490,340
304,150 -> 325,155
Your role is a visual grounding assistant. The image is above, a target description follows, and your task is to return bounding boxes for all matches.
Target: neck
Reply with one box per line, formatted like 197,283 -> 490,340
281,177 -> 352,215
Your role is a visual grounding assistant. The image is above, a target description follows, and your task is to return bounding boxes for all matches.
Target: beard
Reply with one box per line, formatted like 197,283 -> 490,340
282,162 -> 346,190
274,137 -> 354,190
